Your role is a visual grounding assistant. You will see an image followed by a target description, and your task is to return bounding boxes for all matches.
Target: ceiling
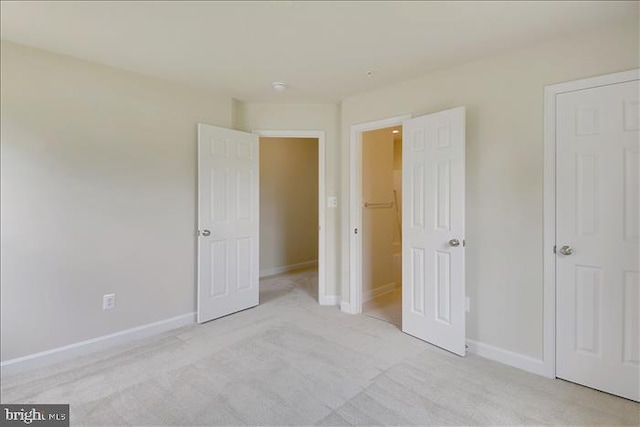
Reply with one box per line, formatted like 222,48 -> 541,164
1,1 -> 637,103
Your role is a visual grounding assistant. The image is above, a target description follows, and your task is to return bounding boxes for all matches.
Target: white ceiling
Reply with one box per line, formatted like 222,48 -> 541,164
1,1 -> 637,103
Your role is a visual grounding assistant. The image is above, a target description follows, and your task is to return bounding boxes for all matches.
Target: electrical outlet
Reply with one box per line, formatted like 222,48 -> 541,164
327,196 -> 338,208
103,294 -> 116,310
465,297 -> 470,313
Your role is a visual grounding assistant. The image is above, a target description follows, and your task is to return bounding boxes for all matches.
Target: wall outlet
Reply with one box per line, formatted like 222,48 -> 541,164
465,297 -> 470,313
327,196 -> 338,208
103,294 -> 116,310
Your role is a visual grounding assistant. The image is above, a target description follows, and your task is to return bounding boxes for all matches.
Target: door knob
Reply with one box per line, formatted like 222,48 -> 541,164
449,238 -> 460,247
201,229 -> 211,237
559,245 -> 573,255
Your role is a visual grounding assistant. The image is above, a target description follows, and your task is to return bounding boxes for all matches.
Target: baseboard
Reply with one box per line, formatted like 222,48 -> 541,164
340,301 -> 357,314
259,259 -> 318,278
319,294 -> 339,306
466,339 -> 547,377
363,282 -> 397,303
1,312 -> 196,377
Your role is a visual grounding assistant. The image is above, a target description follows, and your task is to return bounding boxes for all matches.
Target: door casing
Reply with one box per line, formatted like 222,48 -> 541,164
542,68 -> 640,378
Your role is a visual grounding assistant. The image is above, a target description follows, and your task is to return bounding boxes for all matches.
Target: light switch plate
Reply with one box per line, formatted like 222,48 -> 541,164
328,196 -> 338,208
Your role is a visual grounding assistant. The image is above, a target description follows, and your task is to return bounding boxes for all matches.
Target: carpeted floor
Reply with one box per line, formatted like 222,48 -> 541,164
363,286 -> 402,328
1,268 -> 638,425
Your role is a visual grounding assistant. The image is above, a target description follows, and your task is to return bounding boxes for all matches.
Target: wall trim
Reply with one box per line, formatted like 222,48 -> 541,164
259,260 -> 318,278
362,281 -> 397,303
542,68 -> 640,379
1,312 -> 196,377
319,295 -> 339,306
340,301 -> 355,314
466,339 -> 548,377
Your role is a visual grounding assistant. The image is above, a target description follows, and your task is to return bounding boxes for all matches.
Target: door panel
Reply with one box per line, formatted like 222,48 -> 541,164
402,107 -> 466,356
198,124 -> 259,323
556,80 -> 639,402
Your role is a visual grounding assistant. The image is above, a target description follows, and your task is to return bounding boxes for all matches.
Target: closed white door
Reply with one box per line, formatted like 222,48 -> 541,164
402,107 -> 466,356
556,80 -> 639,401
197,123 -> 259,324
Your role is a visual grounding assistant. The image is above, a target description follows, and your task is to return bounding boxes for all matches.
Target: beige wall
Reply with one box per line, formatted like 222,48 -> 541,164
0,42 -> 231,360
362,128 -> 396,298
341,22 -> 640,359
393,136 -> 402,246
259,137 -> 318,274
235,102 -> 341,297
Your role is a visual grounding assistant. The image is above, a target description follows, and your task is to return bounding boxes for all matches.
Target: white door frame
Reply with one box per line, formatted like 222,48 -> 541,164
543,68 -> 640,378
253,130 -> 329,305
345,115 -> 411,315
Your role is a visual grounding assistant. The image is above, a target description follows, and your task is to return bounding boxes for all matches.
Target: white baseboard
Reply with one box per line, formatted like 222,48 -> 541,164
319,294 -> 339,306
340,301 -> 357,314
1,312 -> 196,377
466,339 -> 547,377
259,259 -> 318,278
363,282 -> 397,303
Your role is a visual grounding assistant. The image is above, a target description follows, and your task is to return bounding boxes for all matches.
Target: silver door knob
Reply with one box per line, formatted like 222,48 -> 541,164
559,245 -> 573,255
449,238 -> 460,247
201,229 -> 211,237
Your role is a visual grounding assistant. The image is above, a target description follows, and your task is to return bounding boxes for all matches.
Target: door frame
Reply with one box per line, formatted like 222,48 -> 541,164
345,115 -> 411,315
542,68 -> 639,378
252,130 -> 329,305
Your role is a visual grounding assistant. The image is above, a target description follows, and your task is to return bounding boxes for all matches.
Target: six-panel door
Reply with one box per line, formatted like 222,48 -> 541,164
556,80 -> 639,401
197,124 -> 259,324
402,107 -> 466,356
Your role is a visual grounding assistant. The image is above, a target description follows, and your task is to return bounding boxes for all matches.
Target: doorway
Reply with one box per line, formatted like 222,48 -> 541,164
349,108 -> 467,356
254,130 -> 327,305
196,126 -> 327,325
544,69 -> 639,401
360,125 -> 403,328
258,136 -> 318,291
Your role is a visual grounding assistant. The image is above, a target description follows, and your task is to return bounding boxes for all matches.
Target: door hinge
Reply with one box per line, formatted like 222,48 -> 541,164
354,228 -> 358,235
553,245 -> 557,254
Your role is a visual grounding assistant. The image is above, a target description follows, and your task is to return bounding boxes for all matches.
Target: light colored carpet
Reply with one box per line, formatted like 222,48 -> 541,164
2,268 -> 639,426
363,287 -> 402,328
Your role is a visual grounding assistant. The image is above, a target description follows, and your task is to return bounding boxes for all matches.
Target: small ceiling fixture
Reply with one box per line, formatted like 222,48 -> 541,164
272,81 -> 287,91
392,129 -> 400,134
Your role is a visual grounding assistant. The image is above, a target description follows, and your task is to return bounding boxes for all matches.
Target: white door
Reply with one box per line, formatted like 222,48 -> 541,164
556,80 -> 639,401
197,123 -> 259,324
402,107 -> 466,356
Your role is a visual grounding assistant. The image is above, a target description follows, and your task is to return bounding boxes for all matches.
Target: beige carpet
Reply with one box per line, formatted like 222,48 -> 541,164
2,268 -> 639,426
363,287 -> 402,328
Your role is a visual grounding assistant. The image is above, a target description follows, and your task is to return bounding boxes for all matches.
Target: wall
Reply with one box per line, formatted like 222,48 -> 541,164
340,22 -> 639,360
235,103 -> 341,298
259,137 -> 318,275
0,42 -> 231,361
361,128 -> 395,299
393,135 -> 402,247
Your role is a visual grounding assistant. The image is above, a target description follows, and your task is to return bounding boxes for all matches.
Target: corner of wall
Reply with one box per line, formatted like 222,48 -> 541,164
230,98 -> 245,130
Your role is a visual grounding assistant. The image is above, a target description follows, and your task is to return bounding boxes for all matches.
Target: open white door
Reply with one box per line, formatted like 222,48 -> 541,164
402,107 -> 466,356
197,123 -> 259,324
